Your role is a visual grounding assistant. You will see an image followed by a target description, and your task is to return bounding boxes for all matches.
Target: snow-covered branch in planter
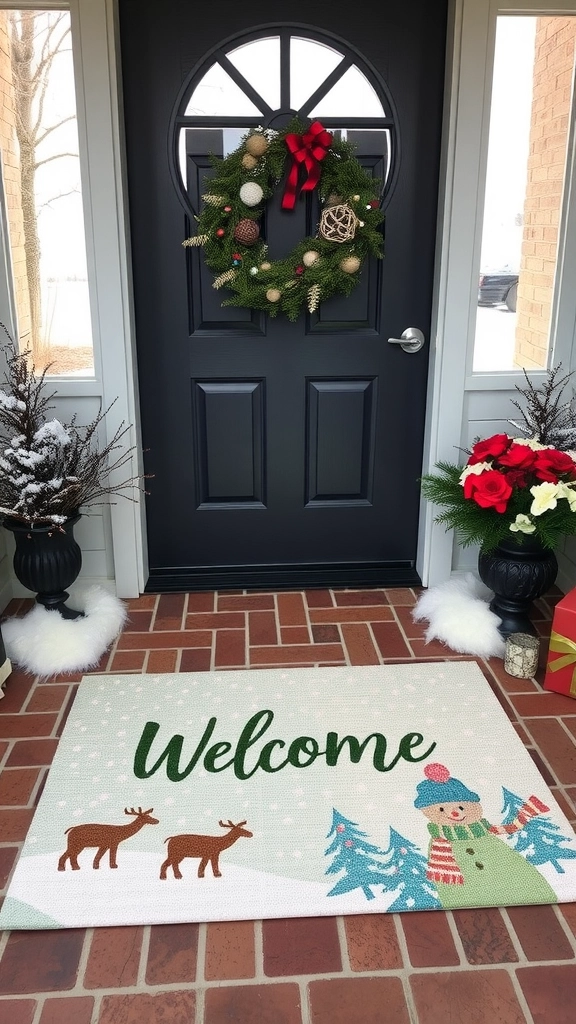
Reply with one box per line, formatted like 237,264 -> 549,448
0,338 -> 148,526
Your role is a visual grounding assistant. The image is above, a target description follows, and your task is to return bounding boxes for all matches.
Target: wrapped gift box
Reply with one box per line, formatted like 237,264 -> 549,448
543,588 -> 576,698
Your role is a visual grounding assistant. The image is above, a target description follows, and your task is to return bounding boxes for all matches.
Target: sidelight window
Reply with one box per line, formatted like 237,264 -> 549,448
473,15 -> 576,373
0,8 -> 94,376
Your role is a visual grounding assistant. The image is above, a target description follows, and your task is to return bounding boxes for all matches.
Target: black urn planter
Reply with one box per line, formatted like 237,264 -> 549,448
3,514 -> 84,619
478,537 -> 558,639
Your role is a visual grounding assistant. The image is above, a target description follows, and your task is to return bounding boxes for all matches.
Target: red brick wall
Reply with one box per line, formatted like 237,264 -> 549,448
514,17 -> 576,369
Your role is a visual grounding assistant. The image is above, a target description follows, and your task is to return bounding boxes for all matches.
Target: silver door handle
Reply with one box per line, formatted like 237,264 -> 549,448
387,327 -> 425,353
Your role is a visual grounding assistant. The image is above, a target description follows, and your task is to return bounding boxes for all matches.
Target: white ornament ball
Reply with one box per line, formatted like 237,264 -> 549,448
266,288 -> 281,302
302,250 -> 320,267
340,255 -> 361,274
249,266 -> 258,276
240,181 -> 264,207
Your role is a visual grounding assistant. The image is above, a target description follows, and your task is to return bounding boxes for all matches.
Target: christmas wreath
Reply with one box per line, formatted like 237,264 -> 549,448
183,118 -> 384,320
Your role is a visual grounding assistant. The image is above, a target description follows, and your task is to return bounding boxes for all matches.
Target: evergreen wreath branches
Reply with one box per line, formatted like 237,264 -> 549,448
183,119 -> 384,321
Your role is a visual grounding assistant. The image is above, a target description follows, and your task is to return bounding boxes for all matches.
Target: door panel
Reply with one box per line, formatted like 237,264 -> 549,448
306,380 -> 376,505
118,2 -> 448,590
193,381 -> 266,508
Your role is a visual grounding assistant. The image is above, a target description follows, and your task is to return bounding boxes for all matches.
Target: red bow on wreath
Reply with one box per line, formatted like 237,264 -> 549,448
281,121 -> 333,210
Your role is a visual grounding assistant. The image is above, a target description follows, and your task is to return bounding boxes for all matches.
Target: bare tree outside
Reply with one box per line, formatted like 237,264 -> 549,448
6,9 -> 93,374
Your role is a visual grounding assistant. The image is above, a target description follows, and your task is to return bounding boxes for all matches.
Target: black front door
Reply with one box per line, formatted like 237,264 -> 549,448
119,1 -> 447,591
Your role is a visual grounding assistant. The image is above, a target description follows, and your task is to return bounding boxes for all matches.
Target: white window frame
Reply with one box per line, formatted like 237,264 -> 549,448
0,0 -> 146,596
419,0 -> 576,587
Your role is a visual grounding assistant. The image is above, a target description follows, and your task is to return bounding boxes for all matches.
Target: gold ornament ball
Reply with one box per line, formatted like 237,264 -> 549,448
352,194 -> 361,201
245,134 -> 269,157
241,153 -> 258,170
340,255 -> 361,274
260,261 -> 272,271
266,288 -> 281,302
302,250 -> 320,267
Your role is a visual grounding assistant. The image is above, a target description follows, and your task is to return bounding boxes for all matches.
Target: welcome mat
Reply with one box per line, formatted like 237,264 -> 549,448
2,662 -> 576,930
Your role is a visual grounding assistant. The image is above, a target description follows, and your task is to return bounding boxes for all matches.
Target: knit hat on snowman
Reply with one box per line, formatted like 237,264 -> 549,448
414,763 -> 480,809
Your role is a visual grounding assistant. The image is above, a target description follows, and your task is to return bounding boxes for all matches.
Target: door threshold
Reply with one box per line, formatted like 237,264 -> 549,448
145,562 -> 421,592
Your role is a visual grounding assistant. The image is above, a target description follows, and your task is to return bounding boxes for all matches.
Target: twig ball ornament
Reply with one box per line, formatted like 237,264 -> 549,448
266,288 -> 281,302
302,250 -> 320,267
245,134 -> 269,158
234,219 -> 260,245
239,181 -> 264,207
340,255 -> 361,274
319,203 -> 359,244
241,153 -> 258,171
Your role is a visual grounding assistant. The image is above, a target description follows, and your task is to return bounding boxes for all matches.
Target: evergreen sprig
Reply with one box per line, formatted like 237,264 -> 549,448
185,119 -> 384,321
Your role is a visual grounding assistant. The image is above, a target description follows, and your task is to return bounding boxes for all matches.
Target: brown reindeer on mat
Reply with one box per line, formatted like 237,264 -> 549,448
58,806 -> 159,871
160,819 -> 253,880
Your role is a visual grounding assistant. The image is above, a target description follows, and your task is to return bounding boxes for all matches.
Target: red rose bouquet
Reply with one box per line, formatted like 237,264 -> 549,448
421,434 -> 576,552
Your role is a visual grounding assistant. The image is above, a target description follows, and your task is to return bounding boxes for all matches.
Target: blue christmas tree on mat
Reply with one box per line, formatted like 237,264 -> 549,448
381,827 -> 440,911
501,787 -> 576,873
325,809 -> 387,900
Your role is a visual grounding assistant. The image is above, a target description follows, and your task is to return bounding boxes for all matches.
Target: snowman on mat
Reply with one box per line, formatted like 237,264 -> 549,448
414,763 -> 557,908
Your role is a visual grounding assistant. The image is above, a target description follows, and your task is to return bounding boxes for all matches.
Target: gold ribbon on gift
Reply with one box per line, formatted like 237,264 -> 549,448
548,630 -> 576,695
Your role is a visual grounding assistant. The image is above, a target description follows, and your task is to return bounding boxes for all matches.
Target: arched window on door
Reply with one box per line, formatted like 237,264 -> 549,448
170,28 -> 398,214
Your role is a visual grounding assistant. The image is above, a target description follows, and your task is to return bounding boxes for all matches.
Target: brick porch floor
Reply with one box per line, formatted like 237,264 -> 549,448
0,586 -> 575,1024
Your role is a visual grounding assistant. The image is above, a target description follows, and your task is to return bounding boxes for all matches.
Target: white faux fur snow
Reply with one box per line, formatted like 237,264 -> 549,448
413,572 -> 505,658
2,586 -> 127,677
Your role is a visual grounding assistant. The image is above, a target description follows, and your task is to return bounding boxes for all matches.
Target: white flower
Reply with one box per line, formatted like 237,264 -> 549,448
559,482 -> 576,511
530,481 -> 562,516
509,513 -> 536,534
459,461 -> 492,485
513,437 -> 549,451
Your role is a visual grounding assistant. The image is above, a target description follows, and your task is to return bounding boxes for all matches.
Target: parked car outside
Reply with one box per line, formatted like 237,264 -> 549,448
478,269 -> 518,311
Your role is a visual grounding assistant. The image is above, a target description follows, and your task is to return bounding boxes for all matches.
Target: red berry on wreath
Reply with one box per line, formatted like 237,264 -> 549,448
234,218 -> 260,246
224,205 -> 232,212
295,265 -> 304,275
232,253 -> 242,260
216,228 -> 225,238
369,200 -> 379,208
